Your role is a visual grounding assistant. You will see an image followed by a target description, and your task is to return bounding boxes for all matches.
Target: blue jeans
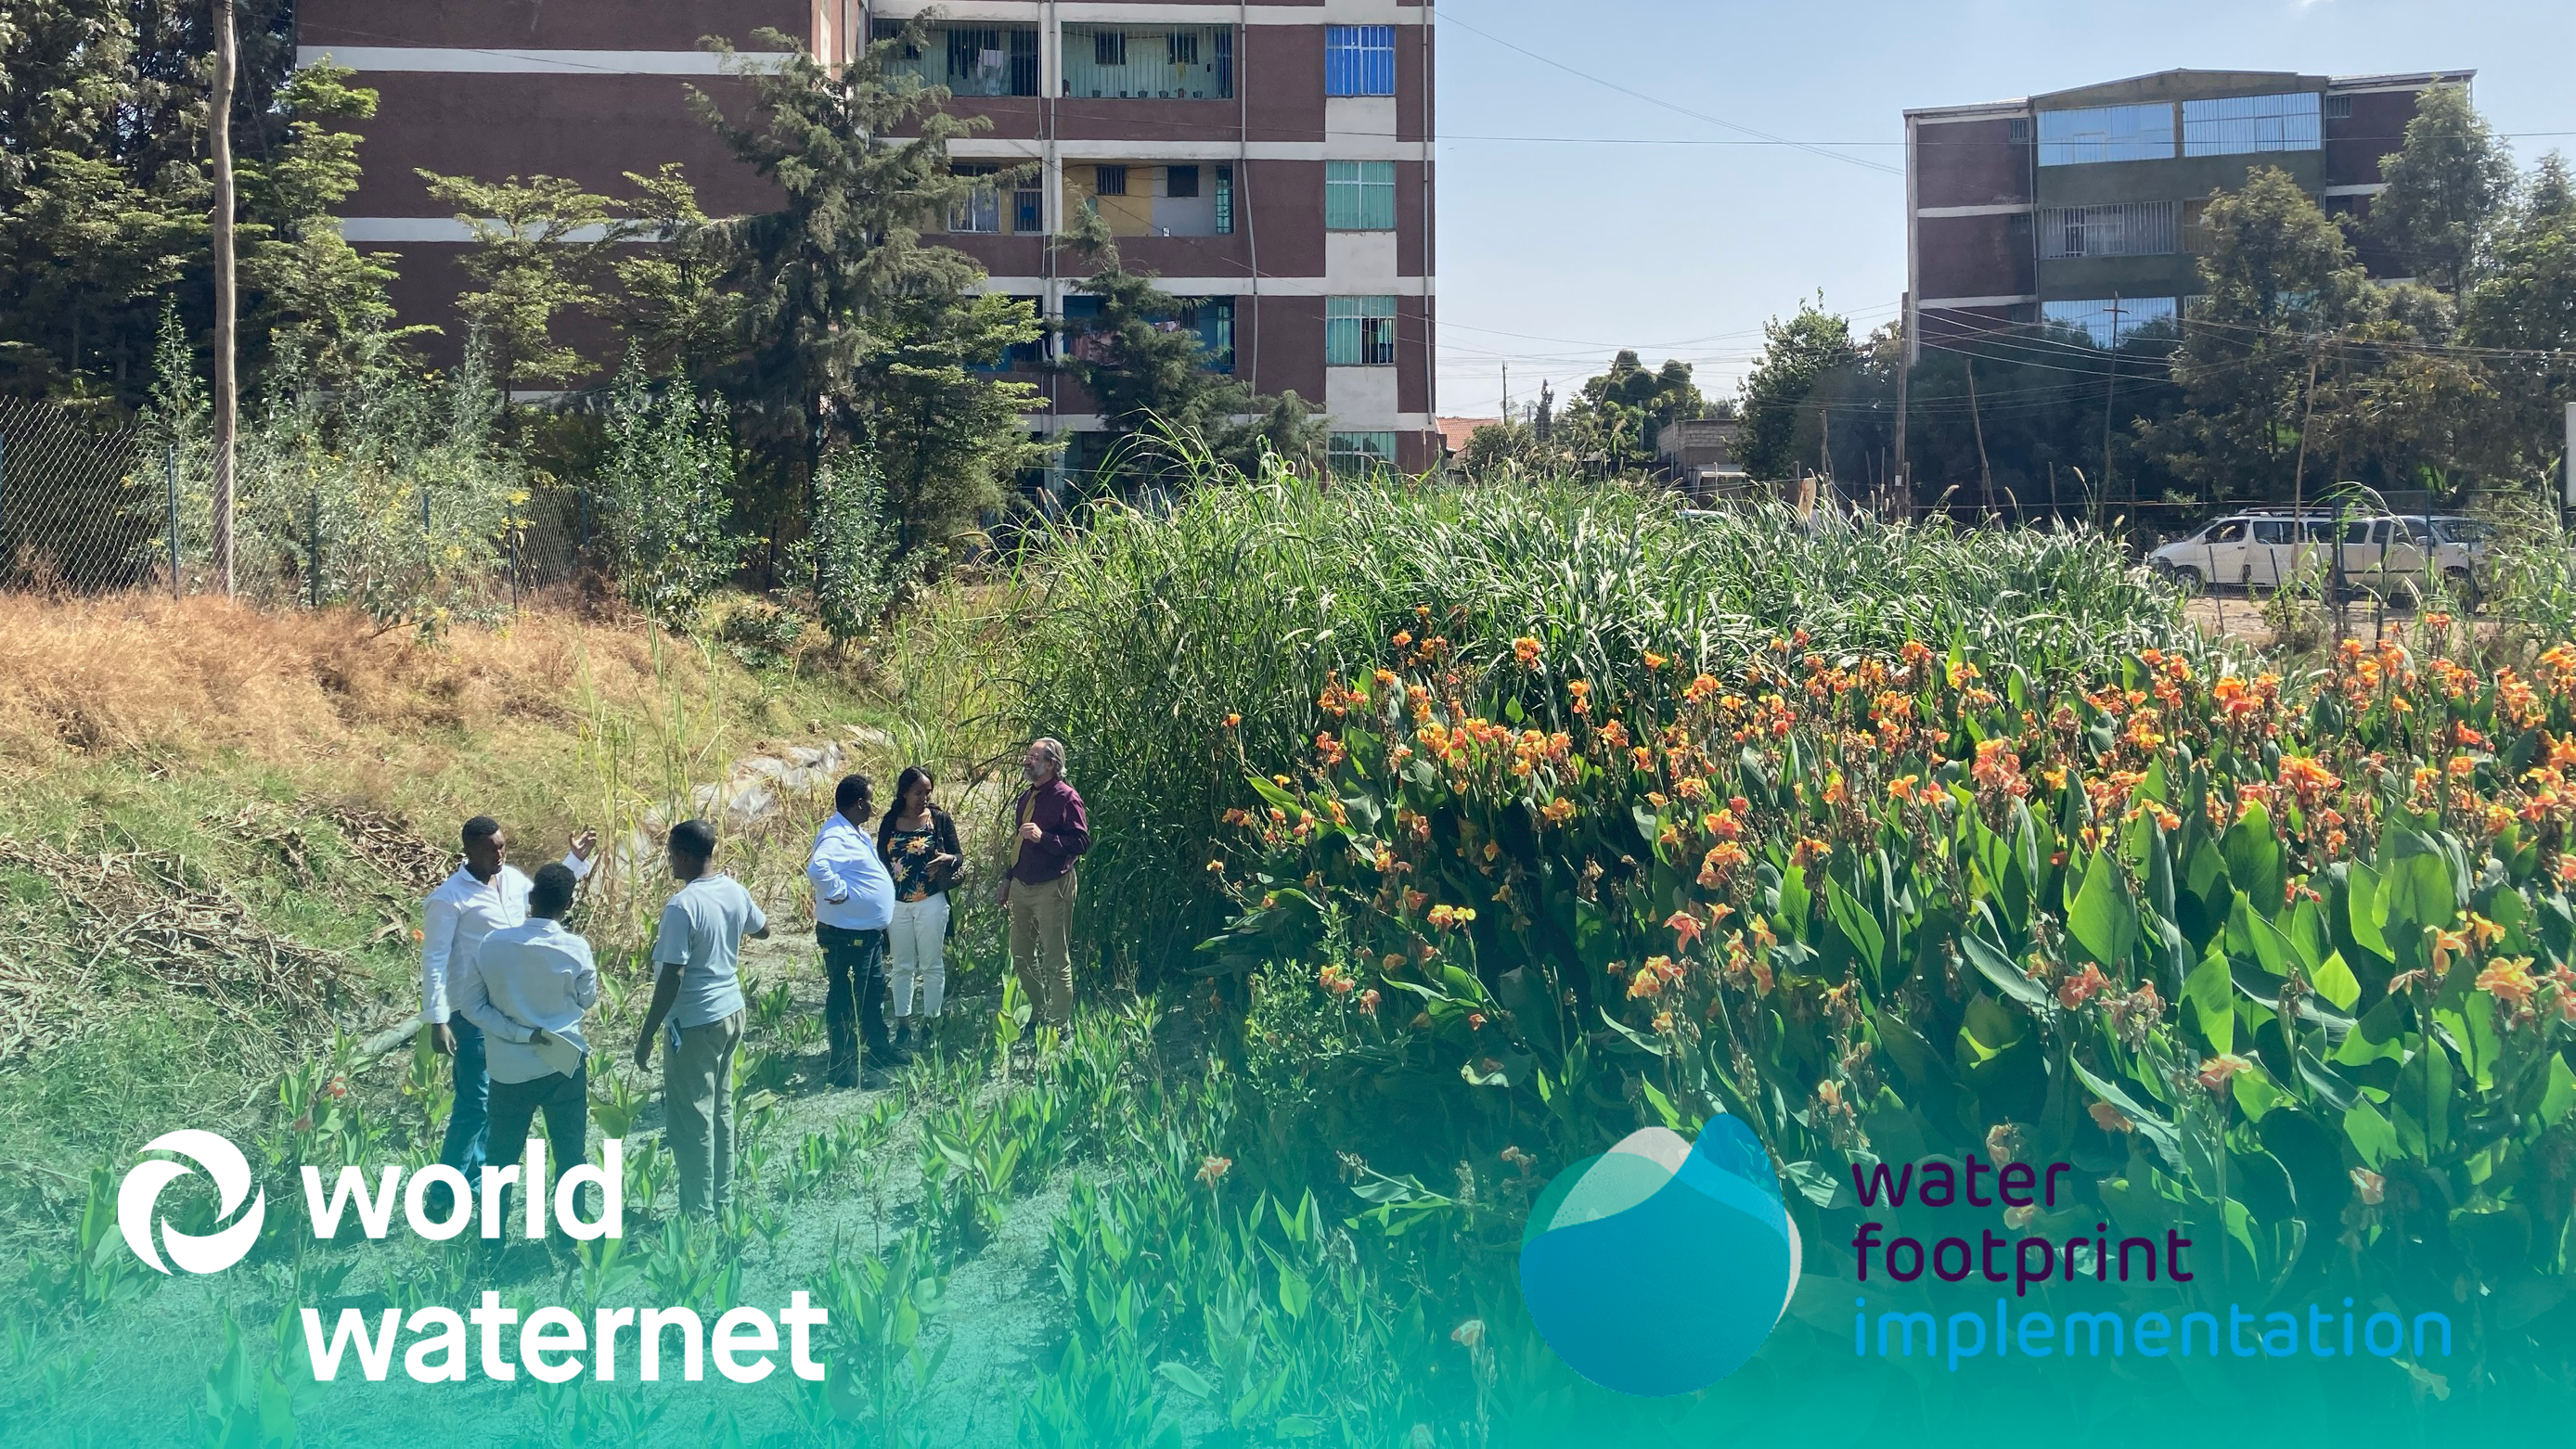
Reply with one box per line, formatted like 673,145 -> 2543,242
438,1017 -> 490,1177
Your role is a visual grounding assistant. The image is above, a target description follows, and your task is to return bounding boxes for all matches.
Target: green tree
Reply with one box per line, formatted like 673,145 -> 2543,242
0,0 -> 306,404
2464,153 -> 2576,477
857,289 -> 1049,574
2369,81 -> 2515,300
2157,168 -> 2377,499
238,62 -> 421,387
1736,300 -> 1857,482
696,26 -> 990,479
1060,208 -> 1322,483
418,171 -> 629,395
1558,351 -> 1706,475
611,162 -> 741,379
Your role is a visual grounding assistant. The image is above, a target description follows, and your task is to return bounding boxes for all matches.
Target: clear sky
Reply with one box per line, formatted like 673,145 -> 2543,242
1428,0 -> 2576,420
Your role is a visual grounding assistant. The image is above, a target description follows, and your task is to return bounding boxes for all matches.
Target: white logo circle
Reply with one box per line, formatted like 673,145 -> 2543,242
117,1130 -> 265,1275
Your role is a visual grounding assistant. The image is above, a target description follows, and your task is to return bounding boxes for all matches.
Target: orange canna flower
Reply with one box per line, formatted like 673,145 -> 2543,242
2478,956 -> 2538,1009
2196,1054 -> 2252,1093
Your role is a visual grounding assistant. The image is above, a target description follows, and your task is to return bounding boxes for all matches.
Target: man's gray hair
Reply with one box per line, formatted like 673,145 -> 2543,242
1031,737 -> 1065,767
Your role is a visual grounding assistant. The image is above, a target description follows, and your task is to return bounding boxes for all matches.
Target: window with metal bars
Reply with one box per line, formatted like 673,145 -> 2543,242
1326,296 -> 1398,365
2036,201 -> 2178,259
2183,93 -> 2321,157
1326,26 -> 1397,96
1325,161 -> 1397,231
1328,431 -> 1399,477
872,20 -> 1038,96
949,163 -> 1002,233
1062,25 -> 1234,99
1215,165 -> 1234,234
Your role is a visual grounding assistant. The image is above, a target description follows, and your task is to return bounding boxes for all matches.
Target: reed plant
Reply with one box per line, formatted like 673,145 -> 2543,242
1004,460 -> 2197,976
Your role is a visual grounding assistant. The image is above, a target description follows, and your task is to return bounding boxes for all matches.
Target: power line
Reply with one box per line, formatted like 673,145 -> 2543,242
1434,13 -> 1903,176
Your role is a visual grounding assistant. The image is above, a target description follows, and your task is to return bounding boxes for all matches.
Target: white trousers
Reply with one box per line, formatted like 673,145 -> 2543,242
888,893 -> 950,1018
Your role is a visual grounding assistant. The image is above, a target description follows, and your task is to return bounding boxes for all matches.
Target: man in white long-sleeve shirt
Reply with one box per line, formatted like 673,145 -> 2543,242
808,774 -> 900,1085
453,862 -> 598,1219
420,814 -> 597,1182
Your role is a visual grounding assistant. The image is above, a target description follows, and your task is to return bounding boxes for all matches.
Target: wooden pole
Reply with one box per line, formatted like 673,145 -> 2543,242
1894,290 -> 1911,516
1966,356 -> 1994,518
210,0 -> 239,597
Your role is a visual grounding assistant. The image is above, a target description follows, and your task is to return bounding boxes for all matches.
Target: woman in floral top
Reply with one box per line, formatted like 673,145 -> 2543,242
875,767 -> 963,1050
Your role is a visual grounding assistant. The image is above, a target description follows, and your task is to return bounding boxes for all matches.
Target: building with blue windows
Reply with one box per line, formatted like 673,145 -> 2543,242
1902,69 -> 2467,352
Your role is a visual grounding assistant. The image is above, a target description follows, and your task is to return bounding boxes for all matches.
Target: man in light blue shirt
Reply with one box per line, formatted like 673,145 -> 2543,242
454,863 -> 597,1217
808,773 -> 901,1085
633,819 -> 766,1217
419,814 -> 596,1186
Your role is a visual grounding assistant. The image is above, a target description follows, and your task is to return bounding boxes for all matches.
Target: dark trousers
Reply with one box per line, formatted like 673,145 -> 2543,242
485,1060 -> 589,1229
437,1017 -> 490,1176
817,922 -> 892,1081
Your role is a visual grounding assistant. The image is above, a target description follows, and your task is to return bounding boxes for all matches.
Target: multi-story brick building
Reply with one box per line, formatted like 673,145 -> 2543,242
300,1 -> 1439,474
1902,69 -> 2467,353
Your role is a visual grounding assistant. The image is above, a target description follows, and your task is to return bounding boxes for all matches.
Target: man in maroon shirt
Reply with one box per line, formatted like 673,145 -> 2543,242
997,737 -> 1088,1028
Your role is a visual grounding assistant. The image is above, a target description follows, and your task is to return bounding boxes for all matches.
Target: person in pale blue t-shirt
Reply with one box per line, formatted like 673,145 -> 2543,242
633,818 -> 766,1217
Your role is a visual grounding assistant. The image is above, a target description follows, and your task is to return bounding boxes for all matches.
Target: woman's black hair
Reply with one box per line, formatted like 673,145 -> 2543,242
892,766 -> 935,810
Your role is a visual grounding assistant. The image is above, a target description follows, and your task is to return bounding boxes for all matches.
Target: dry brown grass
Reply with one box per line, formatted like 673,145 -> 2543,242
0,594 -> 702,775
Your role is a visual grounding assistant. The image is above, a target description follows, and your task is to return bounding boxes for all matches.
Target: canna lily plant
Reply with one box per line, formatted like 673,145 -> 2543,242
1209,617 -> 2576,1374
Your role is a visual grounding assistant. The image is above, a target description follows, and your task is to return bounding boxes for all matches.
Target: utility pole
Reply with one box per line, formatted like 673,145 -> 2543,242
1893,291 -> 1910,516
210,0 -> 239,597
1965,355 -> 1993,516
2100,294 -> 2122,521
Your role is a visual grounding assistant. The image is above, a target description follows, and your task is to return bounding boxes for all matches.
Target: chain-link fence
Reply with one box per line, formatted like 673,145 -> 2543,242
0,398 -> 152,594
0,397 -> 598,613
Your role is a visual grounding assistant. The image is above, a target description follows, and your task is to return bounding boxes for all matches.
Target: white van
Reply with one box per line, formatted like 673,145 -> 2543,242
2148,513 -> 2488,595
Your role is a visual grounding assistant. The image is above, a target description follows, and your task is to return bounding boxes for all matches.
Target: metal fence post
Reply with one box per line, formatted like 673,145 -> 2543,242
166,444 -> 182,599
308,489 -> 321,609
0,432 -> 9,555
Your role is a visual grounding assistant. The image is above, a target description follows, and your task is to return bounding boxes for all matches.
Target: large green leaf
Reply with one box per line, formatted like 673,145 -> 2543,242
2067,849 -> 2139,968
2222,801 -> 2285,917
2071,1058 -> 2183,1167
2185,948 -> 2235,1054
1962,929 -> 2052,1010
1826,876 -> 1886,976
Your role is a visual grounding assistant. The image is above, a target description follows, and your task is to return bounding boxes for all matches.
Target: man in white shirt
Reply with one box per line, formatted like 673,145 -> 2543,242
421,814 -> 597,1183
453,862 -> 597,1218
807,773 -> 901,1086
633,819 -> 766,1218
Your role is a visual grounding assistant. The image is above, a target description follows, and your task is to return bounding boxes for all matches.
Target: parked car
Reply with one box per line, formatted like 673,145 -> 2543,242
2147,513 -> 2488,596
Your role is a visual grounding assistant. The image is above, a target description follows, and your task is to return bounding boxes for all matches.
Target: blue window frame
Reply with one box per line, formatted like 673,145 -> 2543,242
1326,26 -> 1397,97
2041,297 -> 2177,348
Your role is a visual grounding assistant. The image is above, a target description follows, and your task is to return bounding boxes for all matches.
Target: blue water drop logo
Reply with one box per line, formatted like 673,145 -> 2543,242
1517,1118 -> 1800,1397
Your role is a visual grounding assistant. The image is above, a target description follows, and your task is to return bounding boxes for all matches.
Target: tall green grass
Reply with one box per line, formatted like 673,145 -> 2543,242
1003,464 -> 2197,976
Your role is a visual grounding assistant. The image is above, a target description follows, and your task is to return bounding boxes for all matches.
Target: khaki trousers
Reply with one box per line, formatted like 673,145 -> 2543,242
666,1008 -> 744,1216
1008,869 -> 1076,1026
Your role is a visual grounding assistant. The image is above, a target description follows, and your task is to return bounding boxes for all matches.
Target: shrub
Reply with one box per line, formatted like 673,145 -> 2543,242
799,448 -> 899,644
137,313 -> 530,627
594,354 -> 745,628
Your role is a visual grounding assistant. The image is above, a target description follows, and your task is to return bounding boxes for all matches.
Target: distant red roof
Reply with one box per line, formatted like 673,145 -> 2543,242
1437,416 -> 1497,455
